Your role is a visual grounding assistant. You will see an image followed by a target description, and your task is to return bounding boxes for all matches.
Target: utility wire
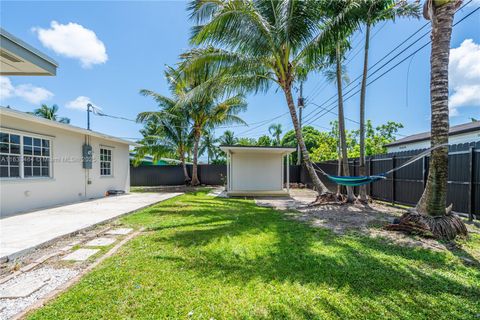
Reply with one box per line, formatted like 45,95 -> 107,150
302,3 -> 477,126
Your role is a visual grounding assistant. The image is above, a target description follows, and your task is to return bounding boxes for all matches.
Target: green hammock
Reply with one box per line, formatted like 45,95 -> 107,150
314,144 -> 447,187
325,174 -> 386,187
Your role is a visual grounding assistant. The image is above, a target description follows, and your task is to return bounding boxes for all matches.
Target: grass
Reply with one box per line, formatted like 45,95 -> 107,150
28,190 -> 480,319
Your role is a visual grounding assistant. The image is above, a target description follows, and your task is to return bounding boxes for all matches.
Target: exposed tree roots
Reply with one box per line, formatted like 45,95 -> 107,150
385,206 -> 468,240
308,193 -> 346,206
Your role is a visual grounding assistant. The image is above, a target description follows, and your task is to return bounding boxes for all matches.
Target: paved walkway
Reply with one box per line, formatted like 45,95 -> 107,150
0,192 -> 181,260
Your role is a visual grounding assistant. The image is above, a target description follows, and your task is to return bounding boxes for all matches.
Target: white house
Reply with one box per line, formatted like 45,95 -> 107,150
220,145 -> 295,197
385,121 -> 480,152
0,28 -> 137,216
0,107 -> 138,216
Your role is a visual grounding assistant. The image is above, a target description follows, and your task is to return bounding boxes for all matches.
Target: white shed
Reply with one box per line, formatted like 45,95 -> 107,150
220,145 -> 295,197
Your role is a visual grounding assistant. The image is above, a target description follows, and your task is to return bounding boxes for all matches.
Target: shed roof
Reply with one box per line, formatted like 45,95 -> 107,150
220,145 -> 295,154
385,121 -> 480,147
1,106 -> 140,146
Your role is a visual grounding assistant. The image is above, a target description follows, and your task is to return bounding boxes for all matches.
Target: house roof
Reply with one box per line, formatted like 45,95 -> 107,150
1,106 -> 140,146
220,145 -> 296,154
385,121 -> 480,147
0,28 -> 58,76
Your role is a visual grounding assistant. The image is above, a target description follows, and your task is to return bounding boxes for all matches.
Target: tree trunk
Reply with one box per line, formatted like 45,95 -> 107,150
180,153 -> 190,183
387,1 -> 468,241
416,1 -> 455,216
358,23 -> 371,202
283,85 -> 332,196
191,128 -> 201,186
336,47 -> 355,202
337,137 -> 342,195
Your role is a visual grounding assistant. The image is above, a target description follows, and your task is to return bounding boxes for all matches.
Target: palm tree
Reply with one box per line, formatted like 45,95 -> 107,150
170,62 -> 247,186
324,49 -> 355,202
137,90 -> 193,183
31,104 -> 70,123
268,123 -> 282,146
199,128 -> 218,164
357,0 -> 420,202
218,130 -> 237,146
413,0 -> 467,239
186,0 -> 362,200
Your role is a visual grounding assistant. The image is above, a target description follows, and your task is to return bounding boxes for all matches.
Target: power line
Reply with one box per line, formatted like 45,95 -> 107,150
302,3 -> 477,127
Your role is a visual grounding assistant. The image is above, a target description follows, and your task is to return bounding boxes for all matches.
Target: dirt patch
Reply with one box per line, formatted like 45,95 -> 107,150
260,188 -> 478,254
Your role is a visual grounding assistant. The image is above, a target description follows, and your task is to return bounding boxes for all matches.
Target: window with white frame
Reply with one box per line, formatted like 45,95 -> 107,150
100,148 -> 112,176
0,131 -> 51,178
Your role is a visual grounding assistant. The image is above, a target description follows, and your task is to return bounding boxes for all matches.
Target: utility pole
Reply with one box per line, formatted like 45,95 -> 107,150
297,81 -> 304,165
87,103 -> 93,130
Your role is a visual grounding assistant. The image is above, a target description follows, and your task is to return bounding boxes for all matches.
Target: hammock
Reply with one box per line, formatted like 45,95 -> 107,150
313,144 -> 447,187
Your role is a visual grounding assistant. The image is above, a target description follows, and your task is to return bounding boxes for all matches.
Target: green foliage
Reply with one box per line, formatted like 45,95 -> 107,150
28,191 -> 480,319
257,134 -> 273,146
281,126 -> 325,163
237,137 -> 257,146
30,104 -> 70,124
268,123 -> 282,146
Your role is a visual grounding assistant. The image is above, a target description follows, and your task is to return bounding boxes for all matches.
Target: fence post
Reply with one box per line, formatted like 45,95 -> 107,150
391,155 -> 396,205
368,157 -> 373,197
422,156 -> 428,188
468,147 -> 474,221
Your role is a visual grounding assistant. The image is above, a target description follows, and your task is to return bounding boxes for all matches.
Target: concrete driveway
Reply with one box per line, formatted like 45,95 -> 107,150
0,192 -> 181,260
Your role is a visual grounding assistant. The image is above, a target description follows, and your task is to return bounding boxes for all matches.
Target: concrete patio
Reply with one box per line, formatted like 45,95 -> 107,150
0,192 -> 181,261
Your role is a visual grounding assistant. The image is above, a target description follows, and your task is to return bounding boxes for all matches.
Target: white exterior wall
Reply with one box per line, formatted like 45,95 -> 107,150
386,131 -> 480,153
231,152 -> 283,192
0,114 -> 130,216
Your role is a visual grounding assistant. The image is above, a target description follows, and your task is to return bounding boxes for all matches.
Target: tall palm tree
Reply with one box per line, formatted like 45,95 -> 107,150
413,0 -> 467,239
170,63 -> 247,186
31,104 -> 70,123
137,90 -> 193,183
185,0 -> 362,200
268,123 -> 282,145
199,128 -> 218,164
357,0 -> 420,202
324,56 -> 354,201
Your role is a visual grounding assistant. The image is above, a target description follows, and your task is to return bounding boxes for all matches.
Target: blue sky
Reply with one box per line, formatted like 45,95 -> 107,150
1,1 -> 479,145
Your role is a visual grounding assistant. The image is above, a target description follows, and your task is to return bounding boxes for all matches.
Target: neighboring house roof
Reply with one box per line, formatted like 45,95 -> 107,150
1,106 -> 140,146
0,27 -> 58,76
220,145 -> 296,154
385,122 -> 480,147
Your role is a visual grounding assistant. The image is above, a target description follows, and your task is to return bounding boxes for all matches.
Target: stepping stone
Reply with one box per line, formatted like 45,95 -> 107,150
62,249 -> 99,261
85,237 -> 116,247
0,276 -> 49,298
106,228 -> 133,235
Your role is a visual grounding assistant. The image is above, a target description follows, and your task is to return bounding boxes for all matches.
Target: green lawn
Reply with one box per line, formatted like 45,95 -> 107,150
29,190 -> 480,319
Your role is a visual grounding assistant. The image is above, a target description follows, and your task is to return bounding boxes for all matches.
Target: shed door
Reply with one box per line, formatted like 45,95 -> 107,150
231,153 -> 282,191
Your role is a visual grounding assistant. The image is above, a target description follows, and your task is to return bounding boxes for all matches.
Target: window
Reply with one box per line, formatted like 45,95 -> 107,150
0,131 -> 51,179
100,148 -> 112,176
23,137 -> 50,177
0,132 -> 21,178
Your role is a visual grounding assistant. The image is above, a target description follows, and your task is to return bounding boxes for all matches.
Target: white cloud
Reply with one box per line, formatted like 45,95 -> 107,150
449,39 -> 480,116
0,76 -> 15,101
0,76 -> 54,105
66,96 -> 100,111
33,21 -> 108,68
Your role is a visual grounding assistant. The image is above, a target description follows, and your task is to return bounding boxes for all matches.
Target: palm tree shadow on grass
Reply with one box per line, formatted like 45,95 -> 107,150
145,196 -> 479,316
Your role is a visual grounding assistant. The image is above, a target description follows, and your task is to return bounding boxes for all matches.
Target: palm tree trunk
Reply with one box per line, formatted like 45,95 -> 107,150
337,138 -> 342,196
191,128 -> 201,186
283,85 -> 331,196
180,153 -> 190,183
416,1 -> 455,216
358,22 -> 371,202
336,47 -> 355,202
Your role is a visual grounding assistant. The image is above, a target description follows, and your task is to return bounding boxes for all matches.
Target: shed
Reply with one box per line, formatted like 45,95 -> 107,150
219,145 -> 295,197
